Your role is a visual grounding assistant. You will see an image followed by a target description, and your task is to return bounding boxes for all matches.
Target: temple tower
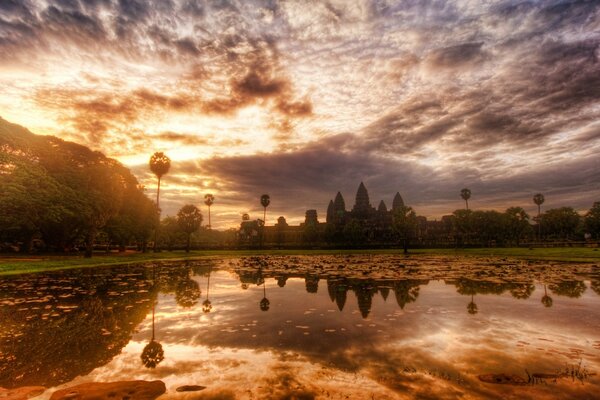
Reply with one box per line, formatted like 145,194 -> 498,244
392,192 -> 405,211
352,182 -> 372,215
326,200 -> 334,223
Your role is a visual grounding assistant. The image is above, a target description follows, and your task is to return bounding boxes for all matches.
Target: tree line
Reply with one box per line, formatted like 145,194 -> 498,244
2,119 -> 600,254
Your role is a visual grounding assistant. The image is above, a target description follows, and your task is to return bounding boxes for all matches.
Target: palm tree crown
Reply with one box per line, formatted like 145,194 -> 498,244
533,193 -> 545,206
460,188 -> 471,210
204,194 -> 214,207
149,152 -> 171,178
460,188 -> 471,201
260,194 -> 271,208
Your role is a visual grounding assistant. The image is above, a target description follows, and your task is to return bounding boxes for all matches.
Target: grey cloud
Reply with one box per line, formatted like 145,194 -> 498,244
427,42 -> 487,69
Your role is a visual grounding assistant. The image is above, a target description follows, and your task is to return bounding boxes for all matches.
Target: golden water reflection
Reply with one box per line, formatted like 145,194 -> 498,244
1,255 -> 599,399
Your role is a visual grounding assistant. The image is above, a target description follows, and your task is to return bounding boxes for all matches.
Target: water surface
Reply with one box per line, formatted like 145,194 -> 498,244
1,255 -> 599,399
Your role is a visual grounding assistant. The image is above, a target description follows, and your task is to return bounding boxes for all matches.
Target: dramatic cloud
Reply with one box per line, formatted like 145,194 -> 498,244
1,0 -> 599,226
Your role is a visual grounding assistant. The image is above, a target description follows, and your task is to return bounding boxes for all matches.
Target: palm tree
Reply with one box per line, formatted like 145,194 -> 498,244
204,194 -> 214,229
260,194 -> 270,248
260,194 -> 271,224
533,193 -> 545,240
460,188 -> 471,210
149,152 -> 171,252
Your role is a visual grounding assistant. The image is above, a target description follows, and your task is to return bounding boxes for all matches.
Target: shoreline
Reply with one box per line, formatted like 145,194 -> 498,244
1,247 -> 600,276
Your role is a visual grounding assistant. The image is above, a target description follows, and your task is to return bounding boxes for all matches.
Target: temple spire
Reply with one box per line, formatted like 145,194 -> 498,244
326,200 -> 334,223
352,182 -> 371,213
392,192 -> 405,211
333,191 -> 345,211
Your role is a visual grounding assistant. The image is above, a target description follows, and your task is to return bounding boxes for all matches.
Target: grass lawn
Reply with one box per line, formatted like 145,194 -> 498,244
1,247 -> 599,276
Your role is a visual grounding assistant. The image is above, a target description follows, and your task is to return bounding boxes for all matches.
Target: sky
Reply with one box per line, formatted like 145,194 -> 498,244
0,0 -> 599,228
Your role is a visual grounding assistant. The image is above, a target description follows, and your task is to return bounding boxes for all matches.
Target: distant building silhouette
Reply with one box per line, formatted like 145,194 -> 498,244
237,182 -> 447,247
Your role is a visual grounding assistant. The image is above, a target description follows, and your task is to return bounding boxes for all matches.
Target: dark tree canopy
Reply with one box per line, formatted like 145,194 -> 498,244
0,118 -> 155,253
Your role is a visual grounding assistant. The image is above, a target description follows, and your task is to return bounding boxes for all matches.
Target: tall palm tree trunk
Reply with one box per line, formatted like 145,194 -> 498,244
537,204 -> 541,241
153,177 -> 161,252
208,205 -> 211,229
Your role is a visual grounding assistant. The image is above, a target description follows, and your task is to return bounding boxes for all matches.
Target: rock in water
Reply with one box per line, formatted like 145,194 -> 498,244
0,386 -> 46,400
175,386 -> 206,392
49,381 -> 165,400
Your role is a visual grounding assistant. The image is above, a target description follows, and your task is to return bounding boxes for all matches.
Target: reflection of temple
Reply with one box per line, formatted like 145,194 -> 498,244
235,268 -> 428,319
239,182 -> 413,247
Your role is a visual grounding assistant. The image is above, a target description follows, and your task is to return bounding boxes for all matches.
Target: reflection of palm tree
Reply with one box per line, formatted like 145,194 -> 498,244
142,267 -> 164,368
204,194 -> 214,229
260,279 -> 270,312
461,188 -> 471,210
467,294 -> 478,315
149,152 -> 171,252
541,284 -> 553,308
202,266 -> 212,313
533,193 -> 545,240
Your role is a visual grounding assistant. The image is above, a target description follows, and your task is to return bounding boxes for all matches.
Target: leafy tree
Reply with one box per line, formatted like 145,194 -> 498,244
451,209 -> 473,246
149,152 -> 171,252
460,188 -> 471,210
176,204 -> 203,252
541,207 -> 581,240
505,207 -> 531,246
584,202 -> 600,239
392,205 -> 418,253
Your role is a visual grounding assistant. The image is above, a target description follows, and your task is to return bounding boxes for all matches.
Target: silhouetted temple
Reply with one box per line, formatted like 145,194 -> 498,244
239,182 -> 421,247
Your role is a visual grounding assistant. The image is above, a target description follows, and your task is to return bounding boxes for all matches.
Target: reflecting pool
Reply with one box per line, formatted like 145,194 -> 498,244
1,255 -> 600,399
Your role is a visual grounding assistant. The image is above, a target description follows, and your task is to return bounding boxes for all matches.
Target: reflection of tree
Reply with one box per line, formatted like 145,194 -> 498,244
452,278 -> 535,300
175,278 -> 201,308
467,294 -> 478,315
549,281 -> 586,298
260,278 -> 270,312
541,284 -> 553,308
393,280 -> 423,310
591,280 -> 600,296
277,276 -> 288,288
141,340 -> 164,369
142,266 -> 164,369
202,266 -> 212,313
0,266 -> 155,388
509,283 -> 535,299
